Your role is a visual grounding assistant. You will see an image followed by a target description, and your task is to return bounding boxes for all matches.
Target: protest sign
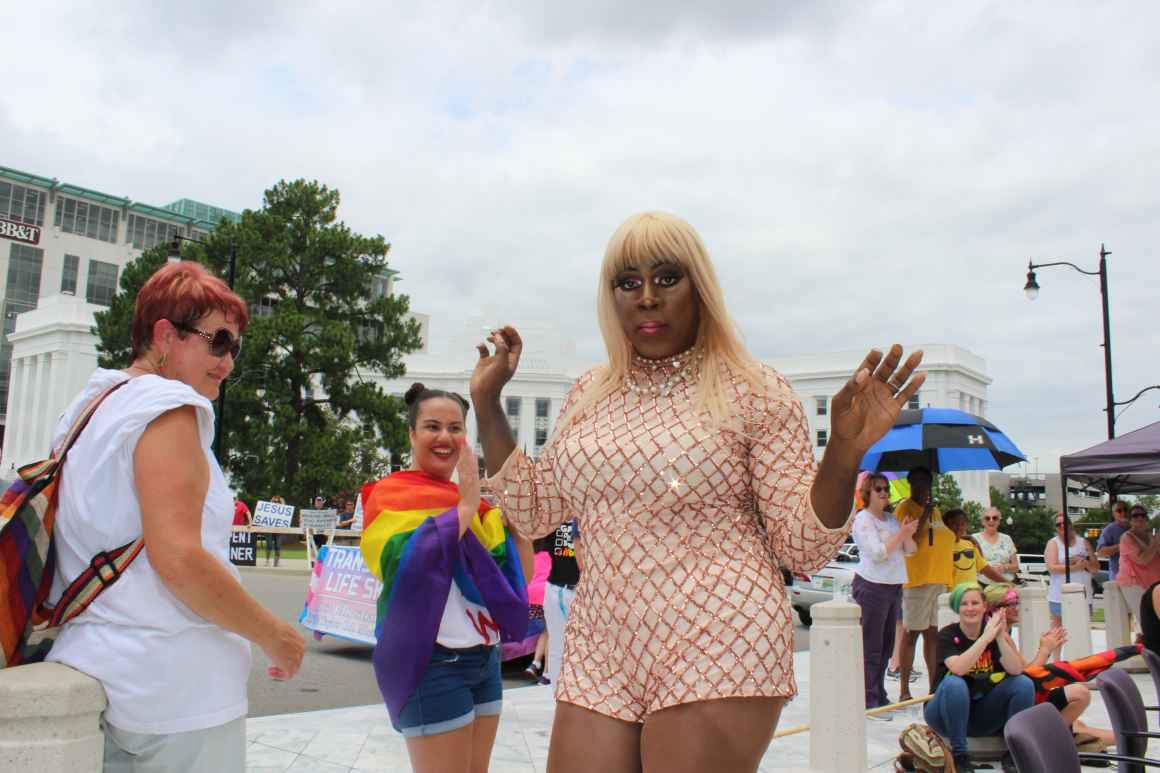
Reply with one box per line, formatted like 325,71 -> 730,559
352,492 -> 365,531
300,508 -> 338,530
229,531 -> 256,566
299,546 -> 383,644
253,500 -> 295,528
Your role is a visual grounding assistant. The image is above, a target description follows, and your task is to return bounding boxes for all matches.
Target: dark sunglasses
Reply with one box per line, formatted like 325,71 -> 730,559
173,322 -> 241,359
983,516 -> 999,521
871,485 -> 890,493
991,601 -> 1017,609
953,549 -> 975,561
1055,522 -> 1066,528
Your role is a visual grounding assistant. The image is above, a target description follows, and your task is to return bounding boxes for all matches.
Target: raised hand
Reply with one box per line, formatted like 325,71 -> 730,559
470,326 -> 523,402
984,608 -> 1006,641
828,344 -> 925,459
455,438 -> 481,537
899,517 -> 920,539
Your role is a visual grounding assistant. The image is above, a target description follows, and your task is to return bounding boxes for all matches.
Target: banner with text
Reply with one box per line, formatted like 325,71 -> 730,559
299,545 -> 382,644
252,500 -> 295,528
229,531 -> 257,566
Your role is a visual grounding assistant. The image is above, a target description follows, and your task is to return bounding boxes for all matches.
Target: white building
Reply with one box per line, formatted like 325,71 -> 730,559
773,344 -> 994,506
0,164 -> 241,464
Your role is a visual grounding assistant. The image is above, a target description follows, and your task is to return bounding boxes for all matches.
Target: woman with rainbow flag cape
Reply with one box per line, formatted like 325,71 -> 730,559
360,384 -> 530,769
469,212 -> 928,772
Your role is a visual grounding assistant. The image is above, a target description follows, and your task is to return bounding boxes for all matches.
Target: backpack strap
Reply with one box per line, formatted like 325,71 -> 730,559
39,379 -> 144,624
47,538 -> 146,626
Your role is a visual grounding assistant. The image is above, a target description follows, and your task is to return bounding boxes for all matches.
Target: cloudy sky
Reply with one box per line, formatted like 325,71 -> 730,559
5,1 -> 1157,473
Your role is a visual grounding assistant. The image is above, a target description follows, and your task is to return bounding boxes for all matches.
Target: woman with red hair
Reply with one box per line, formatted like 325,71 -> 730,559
45,261 -> 304,772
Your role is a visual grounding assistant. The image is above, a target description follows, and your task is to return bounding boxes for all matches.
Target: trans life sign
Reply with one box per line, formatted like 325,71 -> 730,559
299,545 -> 383,644
252,500 -> 295,528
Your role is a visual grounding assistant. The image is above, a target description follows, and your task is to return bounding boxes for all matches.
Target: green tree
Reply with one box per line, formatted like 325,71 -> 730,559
933,473 -> 963,511
93,245 -> 170,368
989,486 -> 1054,553
94,179 -> 423,507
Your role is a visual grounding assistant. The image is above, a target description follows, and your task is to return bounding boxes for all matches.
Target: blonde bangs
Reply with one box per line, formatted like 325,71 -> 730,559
555,212 -> 767,435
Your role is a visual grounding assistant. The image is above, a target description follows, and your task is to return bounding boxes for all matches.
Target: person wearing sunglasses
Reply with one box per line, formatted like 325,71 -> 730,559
1116,506 -> 1160,631
851,473 -> 918,709
1044,513 -> 1098,629
946,509 -> 1007,588
973,507 -> 1019,584
44,261 -> 303,772
1096,501 -> 1131,581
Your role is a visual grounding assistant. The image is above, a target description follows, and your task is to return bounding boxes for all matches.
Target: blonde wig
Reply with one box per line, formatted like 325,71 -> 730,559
557,211 -> 766,432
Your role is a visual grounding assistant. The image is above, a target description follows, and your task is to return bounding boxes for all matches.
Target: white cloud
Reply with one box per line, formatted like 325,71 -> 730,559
3,1 -> 1157,471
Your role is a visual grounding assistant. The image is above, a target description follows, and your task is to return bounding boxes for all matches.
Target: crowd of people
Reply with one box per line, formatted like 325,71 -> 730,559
32,217 -> 1159,773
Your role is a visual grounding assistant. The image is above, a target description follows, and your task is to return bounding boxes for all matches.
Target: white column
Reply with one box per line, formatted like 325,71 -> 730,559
1061,583 -> 1093,660
808,600 -> 866,773
1018,586 -> 1049,657
1102,581 -> 1145,671
0,662 -> 106,772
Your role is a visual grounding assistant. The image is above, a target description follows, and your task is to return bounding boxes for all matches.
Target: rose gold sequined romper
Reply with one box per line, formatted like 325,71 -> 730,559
487,357 -> 851,722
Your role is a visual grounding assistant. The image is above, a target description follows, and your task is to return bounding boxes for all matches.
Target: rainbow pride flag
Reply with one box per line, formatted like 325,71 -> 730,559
359,470 -> 528,724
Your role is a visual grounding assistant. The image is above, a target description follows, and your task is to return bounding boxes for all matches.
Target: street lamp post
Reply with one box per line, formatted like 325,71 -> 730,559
170,236 -> 238,463
1024,243 -> 1114,583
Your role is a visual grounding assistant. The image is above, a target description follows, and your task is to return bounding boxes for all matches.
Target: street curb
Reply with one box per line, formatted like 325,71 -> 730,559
239,565 -> 311,577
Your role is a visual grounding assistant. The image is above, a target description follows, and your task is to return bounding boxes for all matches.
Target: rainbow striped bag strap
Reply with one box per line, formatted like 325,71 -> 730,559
0,379 -> 140,667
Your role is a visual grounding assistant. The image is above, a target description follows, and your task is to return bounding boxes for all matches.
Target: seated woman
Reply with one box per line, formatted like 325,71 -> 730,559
945,509 -> 1007,586
923,583 -> 1034,773
981,584 -> 1115,750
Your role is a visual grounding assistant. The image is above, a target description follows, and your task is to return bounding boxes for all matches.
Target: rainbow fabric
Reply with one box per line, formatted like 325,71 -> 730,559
359,470 -> 528,724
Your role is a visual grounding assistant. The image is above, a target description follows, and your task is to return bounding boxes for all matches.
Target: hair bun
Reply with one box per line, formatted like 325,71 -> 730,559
404,383 -> 427,406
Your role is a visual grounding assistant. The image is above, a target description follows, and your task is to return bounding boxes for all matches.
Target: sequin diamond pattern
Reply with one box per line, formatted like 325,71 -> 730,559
486,358 -> 852,722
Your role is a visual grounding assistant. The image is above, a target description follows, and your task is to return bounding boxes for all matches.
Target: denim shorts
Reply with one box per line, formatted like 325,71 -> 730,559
395,644 -> 503,737
1049,601 -> 1062,617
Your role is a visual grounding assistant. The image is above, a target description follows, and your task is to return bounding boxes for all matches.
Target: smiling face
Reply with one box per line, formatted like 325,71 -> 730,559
157,308 -> 239,400
610,258 -> 701,360
958,589 -> 986,625
408,397 -> 467,480
1130,509 -> 1150,536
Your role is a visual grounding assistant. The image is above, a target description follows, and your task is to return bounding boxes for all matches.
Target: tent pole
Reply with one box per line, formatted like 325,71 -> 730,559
1061,475 -> 1071,584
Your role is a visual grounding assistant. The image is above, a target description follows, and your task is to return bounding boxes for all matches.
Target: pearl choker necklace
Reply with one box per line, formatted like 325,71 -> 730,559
625,347 -> 703,397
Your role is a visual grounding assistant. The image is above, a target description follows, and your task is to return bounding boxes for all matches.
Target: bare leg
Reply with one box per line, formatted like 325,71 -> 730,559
898,629 -> 919,701
406,722 -> 474,773
470,715 -> 500,773
1057,684 -> 1090,728
1072,717 -> 1116,747
921,626 -> 938,694
535,631 -> 549,664
640,697 -> 785,773
548,702 -> 642,773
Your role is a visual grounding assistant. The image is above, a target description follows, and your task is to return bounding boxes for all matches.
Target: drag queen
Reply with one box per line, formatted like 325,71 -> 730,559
470,211 -> 925,772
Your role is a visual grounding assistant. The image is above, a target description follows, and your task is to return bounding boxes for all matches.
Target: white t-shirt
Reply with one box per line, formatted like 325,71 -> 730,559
45,369 -> 251,734
436,582 -> 502,649
1047,535 -> 1092,604
852,509 -> 911,585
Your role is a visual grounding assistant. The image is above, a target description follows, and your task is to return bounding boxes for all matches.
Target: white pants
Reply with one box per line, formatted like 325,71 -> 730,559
102,716 -> 245,773
1121,584 -> 1146,633
543,582 -> 576,686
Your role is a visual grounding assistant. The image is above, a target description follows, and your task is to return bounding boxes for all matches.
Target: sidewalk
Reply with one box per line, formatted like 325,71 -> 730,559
243,630 -> 1146,772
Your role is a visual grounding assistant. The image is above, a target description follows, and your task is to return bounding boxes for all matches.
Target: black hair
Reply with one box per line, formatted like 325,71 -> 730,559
907,466 -> 933,482
404,382 -> 469,428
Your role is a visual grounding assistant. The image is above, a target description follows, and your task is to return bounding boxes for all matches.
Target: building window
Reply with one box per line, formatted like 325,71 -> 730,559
816,429 -> 828,447
908,392 -> 921,410
0,244 -> 45,419
55,197 -> 120,243
505,397 -> 521,436
534,398 -> 550,447
0,182 -> 47,226
126,214 -> 182,250
85,260 -> 119,306
61,254 -> 79,295
815,396 -> 828,416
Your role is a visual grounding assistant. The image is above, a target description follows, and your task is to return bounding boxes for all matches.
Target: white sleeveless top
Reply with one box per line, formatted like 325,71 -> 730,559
45,369 -> 251,734
1047,535 -> 1092,603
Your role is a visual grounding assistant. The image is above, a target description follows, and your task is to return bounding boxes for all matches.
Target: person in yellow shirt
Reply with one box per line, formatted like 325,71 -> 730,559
946,508 -> 1007,587
896,466 -> 954,700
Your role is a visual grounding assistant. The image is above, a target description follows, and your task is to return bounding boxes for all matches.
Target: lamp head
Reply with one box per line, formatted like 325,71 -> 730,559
1023,267 -> 1039,300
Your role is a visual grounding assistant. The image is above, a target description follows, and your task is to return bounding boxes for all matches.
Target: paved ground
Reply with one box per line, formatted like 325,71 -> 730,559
243,629 -> 1141,772
240,565 -> 813,717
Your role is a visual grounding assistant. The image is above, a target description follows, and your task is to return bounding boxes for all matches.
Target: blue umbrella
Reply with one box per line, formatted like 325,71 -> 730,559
860,408 -> 1026,473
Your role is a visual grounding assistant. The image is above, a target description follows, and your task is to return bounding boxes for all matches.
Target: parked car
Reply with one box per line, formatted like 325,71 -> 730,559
1016,552 -> 1107,596
789,557 -> 857,627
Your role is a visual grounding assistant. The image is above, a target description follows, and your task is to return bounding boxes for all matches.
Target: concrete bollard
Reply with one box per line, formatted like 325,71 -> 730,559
809,600 -> 866,773
1061,583 -> 1093,660
1104,581 -> 1132,648
937,592 -> 958,629
1018,585 -> 1049,657
0,662 -> 106,772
